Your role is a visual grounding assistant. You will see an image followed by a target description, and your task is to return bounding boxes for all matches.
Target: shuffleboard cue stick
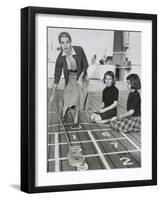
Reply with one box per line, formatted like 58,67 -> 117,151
70,80 -> 81,129
53,88 -> 85,167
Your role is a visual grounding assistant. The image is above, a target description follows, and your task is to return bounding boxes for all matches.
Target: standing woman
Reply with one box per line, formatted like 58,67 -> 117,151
50,32 -> 89,128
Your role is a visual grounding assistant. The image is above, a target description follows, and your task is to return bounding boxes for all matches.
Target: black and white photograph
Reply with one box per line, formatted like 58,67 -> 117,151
47,27 -> 141,172
20,6 -> 157,193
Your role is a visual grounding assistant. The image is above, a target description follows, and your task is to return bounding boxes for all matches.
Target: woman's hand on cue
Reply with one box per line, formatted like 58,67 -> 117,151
76,78 -> 83,88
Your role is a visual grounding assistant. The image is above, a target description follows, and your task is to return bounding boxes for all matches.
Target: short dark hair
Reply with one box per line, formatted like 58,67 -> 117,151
58,32 -> 72,43
103,71 -> 116,85
126,74 -> 141,89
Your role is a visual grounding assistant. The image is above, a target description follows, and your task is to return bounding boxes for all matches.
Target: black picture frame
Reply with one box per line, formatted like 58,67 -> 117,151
21,6 -> 157,193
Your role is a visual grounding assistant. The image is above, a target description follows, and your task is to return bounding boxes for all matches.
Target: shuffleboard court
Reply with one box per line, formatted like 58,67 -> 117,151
47,89 -> 141,172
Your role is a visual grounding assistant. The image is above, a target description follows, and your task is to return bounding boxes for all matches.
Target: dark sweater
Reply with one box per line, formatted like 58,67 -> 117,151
102,85 -> 119,115
127,90 -> 141,117
54,46 -> 89,85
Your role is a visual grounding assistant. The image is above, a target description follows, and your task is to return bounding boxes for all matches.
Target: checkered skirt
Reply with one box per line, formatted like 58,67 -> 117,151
110,116 -> 141,133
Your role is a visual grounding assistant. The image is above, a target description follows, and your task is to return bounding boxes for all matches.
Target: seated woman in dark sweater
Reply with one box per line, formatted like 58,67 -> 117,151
110,74 -> 141,133
91,71 -> 119,124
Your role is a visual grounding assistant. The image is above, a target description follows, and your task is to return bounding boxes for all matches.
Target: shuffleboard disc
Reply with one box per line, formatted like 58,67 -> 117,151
68,146 -> 85,167
77,163 -> 89,171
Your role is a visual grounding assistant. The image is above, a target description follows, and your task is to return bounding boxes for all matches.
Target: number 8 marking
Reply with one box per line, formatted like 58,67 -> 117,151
120,157 -> 134,166
102,132 -> 110,137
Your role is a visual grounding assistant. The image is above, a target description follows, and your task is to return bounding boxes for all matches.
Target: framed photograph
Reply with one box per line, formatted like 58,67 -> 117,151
21,6 -> 157,193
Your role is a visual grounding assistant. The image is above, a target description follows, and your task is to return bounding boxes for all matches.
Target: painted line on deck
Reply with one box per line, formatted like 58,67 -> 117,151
87,130 -> 111,169
48,137 -> 126,146
48,149 -> 140,162
104,149 -> 140,155
48,128 -> 111,135
54,133 -> 59,172
120,131 -> 141,151
48,122 -> 109,127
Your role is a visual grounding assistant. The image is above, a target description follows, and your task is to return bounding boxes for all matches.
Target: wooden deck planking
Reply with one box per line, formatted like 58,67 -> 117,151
48,161 -> 55,172
71,140 -> 104,169
130,152 -> 141,164
111,131 -> 140,150
60,160 -> 76,171
110,130 -> 141,166
98,142 -> 134,168
48,134 -> 55,144
48,113 -> 60,132
104,155 -> 116,168
47,89 -> 141,172
127,132 -> 141,143
59,133 -> 68,143
119,153 -> 141,168
92,130 -> 121,140
58,141 -> 104,170
105,154 -> 128,169
48,146 -> 55,159
97,141 -> 121,153
76,131 -> 91,141
125,133 -> 141,148
59,144 -> 69,158
48,98 -> 58,172
116,139 -> 138,151
80,142 -> 98,155
96,134 -> 140,168
67,132 -> 80,143
96,139 -> 128,168
85,157 -> 105,170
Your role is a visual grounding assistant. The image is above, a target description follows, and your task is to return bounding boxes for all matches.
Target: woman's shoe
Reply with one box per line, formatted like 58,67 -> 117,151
71,123 -> 81,129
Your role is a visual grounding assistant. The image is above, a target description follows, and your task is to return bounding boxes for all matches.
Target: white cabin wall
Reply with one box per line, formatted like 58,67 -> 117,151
128,32 -> 141,66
